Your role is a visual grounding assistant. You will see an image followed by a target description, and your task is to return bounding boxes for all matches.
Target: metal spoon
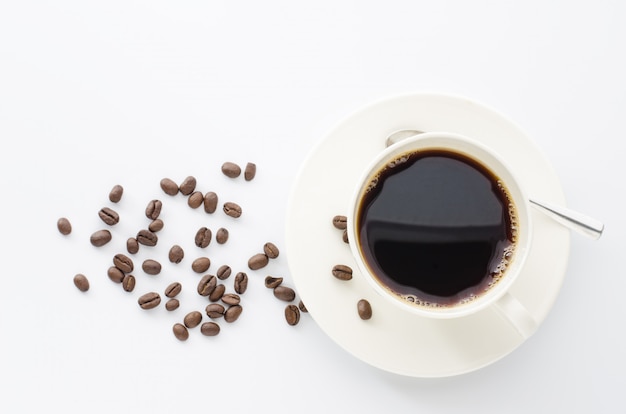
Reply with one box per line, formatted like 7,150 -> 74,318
385,130 -> 604,240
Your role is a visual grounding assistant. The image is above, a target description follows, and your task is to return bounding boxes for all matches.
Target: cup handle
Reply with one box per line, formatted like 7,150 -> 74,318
492,292 -> 537,339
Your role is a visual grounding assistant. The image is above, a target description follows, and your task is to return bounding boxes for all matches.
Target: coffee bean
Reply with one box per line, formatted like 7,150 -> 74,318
264,276 -> 283,289
160,178 -> 179,196
273,285 -> 296,302
179,176 -> 196,196
73,274 -> 89,292
223,202 -> 242,218
234,272 -> 248,294
203,191 -> 218,214
197,274 -> 217,296
263,242 -> 279,259
145,199 -> 162,220
165,298 -> 180,311
165,282 -> 182,298
200,322 -> 220,336
357,299 -> 372,320
342,229 -> 348,244
216,265 -> 232,280
142,259 -> 161,275
247,253 -> 268,270
122,274 -> 136,292
209,284 -> 225,302
285,304 -> 300,326
205,303 -> 225,318
137,229 -> 158,246
113,254 -> 134,273
148,219 -> 163,232
184,311 -> 203,329
109,185 -> 124,203
98,207 -> 119,225
191,257 -> 211,273
187,191 -> 204,209
107,266 -> 125,283
216,227 -> 229,244
221,162 -> 241,178
224,305 -> 242,323
168,245 -> 184,263
138,292 -> 161,309
57,217 -> 72,235
332,264 -> 353,281
195,227 -> 212,248
127,237 -> 139,254
221,293 -> 240,306
90,229 -> 112,247
298,300 -> 308,313
172,323 -> 189,341
244,162 -> 256,181
332,215 -> 347,230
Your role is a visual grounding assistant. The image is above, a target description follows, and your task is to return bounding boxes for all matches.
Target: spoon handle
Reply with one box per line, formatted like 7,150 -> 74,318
529,199 -> 604,240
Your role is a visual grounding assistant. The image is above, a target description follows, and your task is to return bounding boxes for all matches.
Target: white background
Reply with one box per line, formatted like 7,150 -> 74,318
1,1 -> 624,413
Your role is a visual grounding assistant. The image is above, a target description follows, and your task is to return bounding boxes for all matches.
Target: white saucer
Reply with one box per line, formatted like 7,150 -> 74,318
285,92 -> 571,378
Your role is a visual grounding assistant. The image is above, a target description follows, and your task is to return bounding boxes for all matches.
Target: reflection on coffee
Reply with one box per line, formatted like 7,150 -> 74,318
356,149 -> 518,308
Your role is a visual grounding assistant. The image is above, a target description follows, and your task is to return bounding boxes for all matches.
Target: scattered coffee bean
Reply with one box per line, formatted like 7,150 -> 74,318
332,264 -> 353,281
160,178 -> 179,196
165,298 -> 180,311
216,265 -> 232,280
285,304 -> 300,326
127,237 -> 139,254
197,274 -> 217,296
122,274 -> 136,292
224,305 -> 242,323
209,284 -> 226,302
195,227 -> 212,248
137,229 -> 158,246
298,300 -> 308,313
234,272 -> 248,294
191,257 -> 211,273
57,217 -> 72,235
221,162 -> 242,178
332,215 -> 347,230
90,229 -> 112,247
109,185 -> 124,203
145,199 -> 162,220
165,282 -> 182,298
138,292 -> 161,310
221,293 -> 240,306
98,207 -> 119,225
248,253 -> 268,270
223,202 -> 242,218
73,273 -> 89,292
357,299 -> 372,320
179,176 -> 196,196
113,253 -> 134,273
168,245 -> 184,263
205,303 -> 225,318
273,286 -> 296,302
244,162 -> 256,181
216,227 -> 229,244
148,219 -> 164,232
264,276 -> 283,289
200,322 -> 220,336
184,311 -> 203,329
107,266 -> 125,283
187,191 -> 203,209
203,191 -> 218,214
342,229 -> 348,244
172,323 -> 189,341
263,242 -> 279,259
142,259 -> 161,275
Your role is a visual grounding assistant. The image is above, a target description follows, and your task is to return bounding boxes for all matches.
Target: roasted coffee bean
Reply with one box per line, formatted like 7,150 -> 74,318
172,323 -> 189,341
221,162 -> 241,178
216,227 -> 229,244
244,162 -> 256,181
142,259 -> 161,275
191,257 -> 211,273
138,292 -> 161,309
98,207 -> 119,225
221,293 -> 240,306
169,245 -> 184,263
137,229 -> 158,246
113,254 -> 134,273
165,282 -> 182,298
285,304 -> 300,326
179,176 -> 196,196
197,274 -> 217,296
223,202 -> 242,218
165,298 -> 180,311
248,253 -> 268,270
298,300 -> 308,313
184,311 -> 203,329
209,284 -> 226,302
195,227 -> 212,248
188,191 -> 204,209
148,219 -> 163,232
109,184 -> 124,203
107,266 -> 125,283
145,199 -> 162,220
273,285 -> 296,302
200,322 -> 220,336
57,217 -> 72,235
160,178 -> 179,196
234,272 -> 248,294
205,303 -> 225,318
224,305 -> 242,323
357,299 -> 372,320
90,229 -> 112,247
332,215 -> 347,230
332,264 -> 353,281
122,274 -> 136,292
342,229 -> 348,244
73,273 -> 89,292
264,276 -> 283,289
263,242 -> 279,259
203,191 -> 218,214
127,237 -> 139,254
216,265 -> 232,280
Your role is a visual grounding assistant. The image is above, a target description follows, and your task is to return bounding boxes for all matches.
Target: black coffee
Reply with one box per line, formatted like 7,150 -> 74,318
357,149 -> 517,308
